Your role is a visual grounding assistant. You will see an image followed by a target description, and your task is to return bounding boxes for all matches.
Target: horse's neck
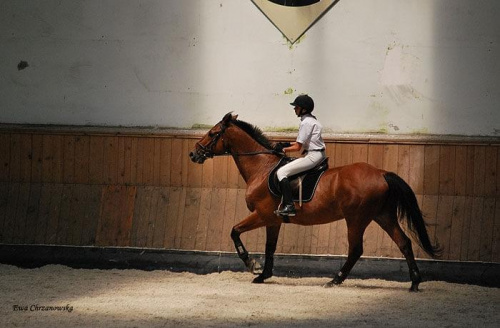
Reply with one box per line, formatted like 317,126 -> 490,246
226,128 -> 277,184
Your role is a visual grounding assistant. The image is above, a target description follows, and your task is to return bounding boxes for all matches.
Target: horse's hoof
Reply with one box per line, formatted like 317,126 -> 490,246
248,259 -> 262,275
252,272 -> 273,284
252,276 -> 264,284
323,281 -> 335,288
323,279 -> 342,288
409,282 -> 420,292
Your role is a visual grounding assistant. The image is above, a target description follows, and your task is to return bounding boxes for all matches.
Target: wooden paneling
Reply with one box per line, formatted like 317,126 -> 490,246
74,136 -> 90,184
162,187 -> 184,249
204,188 -> 227,251
44,183 -> 63,244
493,200 -> 500,262
24,183 -> 42,244
62,136 -> 76,184
89,136 -> 105,185
80,185 -> 102,246
0,135 -> 10,182
2,183 -> 20,244
454,146 -> 468,196
96,185 -> 136,247
424,145 -> 440,195
9,135 -> 21,182
0,129 -> 498,263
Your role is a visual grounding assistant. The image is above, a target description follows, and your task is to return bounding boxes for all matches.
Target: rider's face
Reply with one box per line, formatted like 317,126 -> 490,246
294,106 -> 302,117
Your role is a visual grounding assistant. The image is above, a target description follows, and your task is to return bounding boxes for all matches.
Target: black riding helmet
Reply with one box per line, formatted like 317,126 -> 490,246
290,94 -> 314,114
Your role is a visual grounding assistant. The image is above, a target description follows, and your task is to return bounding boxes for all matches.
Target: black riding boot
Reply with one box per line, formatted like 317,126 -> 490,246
278,178 -> 296,216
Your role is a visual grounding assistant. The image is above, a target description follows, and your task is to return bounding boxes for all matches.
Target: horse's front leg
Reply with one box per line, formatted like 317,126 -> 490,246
231,212 -> 266,275
253,224 -> 281,284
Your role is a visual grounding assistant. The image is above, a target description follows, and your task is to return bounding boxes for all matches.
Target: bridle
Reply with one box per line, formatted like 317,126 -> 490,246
195,121 -> 281,160
195,124 -> 228,160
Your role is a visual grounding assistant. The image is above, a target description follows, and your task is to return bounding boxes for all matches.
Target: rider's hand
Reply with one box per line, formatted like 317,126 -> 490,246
274,142 -> 291,153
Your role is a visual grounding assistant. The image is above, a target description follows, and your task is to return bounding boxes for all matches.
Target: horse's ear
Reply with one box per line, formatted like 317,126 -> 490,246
222,112 -> 235,124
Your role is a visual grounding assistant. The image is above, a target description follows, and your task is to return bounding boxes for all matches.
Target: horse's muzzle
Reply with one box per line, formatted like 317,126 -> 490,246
189,151 -> 206,164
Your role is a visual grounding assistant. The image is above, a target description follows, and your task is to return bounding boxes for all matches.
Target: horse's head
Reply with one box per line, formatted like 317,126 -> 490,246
189,112 -> 238,164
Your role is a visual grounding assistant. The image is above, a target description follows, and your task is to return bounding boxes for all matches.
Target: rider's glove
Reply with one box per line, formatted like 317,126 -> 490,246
274,142 -> 291,153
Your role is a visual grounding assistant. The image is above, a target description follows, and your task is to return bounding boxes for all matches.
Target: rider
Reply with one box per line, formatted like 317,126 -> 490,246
276,94 -> 326,216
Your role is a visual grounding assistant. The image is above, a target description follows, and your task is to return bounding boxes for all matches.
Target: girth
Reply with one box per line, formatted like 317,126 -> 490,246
268,157 -> 329,203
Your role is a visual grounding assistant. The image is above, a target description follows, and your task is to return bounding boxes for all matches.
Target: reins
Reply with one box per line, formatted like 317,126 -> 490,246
206,144 -> 281,158
231,150 -> 282,157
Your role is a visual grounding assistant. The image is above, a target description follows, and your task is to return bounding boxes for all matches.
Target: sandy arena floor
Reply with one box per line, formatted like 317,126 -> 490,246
0,264 -> 498,328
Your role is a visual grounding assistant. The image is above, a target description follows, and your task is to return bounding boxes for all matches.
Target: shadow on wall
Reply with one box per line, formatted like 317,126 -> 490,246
432,1 -> 500,136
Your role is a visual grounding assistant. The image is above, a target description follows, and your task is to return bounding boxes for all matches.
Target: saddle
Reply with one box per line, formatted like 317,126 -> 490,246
268,157 -> 329,204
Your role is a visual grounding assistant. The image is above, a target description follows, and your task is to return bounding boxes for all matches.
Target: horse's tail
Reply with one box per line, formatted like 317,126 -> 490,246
383,172 -> 442,258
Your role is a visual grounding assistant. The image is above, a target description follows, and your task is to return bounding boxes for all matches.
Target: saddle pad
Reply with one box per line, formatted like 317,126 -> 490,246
268,157 -> 328,203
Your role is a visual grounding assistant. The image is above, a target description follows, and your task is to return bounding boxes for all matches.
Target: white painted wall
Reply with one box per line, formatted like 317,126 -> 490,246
1,0 -> 499,136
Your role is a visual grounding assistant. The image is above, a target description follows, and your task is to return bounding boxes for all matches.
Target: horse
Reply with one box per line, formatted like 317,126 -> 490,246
189,112 -> 441,291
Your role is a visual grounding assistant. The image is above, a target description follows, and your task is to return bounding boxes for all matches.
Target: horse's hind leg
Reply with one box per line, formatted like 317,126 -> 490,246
253,224 -> 281,283
375,214 -> 422,292
231,212 -> 266,274
324,217 -> 369,288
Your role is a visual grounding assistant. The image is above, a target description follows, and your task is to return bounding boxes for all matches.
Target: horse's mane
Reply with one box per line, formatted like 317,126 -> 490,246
231,119 -> 274,150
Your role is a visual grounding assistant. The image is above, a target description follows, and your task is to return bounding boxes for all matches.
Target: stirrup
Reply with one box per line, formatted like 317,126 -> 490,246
277,205 -> 296,217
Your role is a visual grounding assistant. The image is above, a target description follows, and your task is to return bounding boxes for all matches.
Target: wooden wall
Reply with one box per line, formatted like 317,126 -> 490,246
0,127 -> 499,263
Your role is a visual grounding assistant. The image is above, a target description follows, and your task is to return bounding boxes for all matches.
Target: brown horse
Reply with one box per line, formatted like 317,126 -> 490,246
189,113 -> 441,291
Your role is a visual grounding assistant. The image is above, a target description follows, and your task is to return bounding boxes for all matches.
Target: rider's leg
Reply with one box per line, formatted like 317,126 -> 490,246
278,177 -> 296,216
276,152 -> 324,216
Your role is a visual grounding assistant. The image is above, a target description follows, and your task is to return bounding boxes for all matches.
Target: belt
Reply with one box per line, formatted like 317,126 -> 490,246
303,148 -> 325,155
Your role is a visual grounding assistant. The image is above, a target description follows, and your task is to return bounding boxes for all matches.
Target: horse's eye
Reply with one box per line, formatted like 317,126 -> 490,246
208,132 -> 215,137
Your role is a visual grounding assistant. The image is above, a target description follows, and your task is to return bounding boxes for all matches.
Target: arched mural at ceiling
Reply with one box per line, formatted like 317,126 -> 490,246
252,0 -> 339,44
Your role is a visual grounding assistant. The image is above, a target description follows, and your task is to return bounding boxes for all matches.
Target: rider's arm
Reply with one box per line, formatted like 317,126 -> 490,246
283,142 -> 302,154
